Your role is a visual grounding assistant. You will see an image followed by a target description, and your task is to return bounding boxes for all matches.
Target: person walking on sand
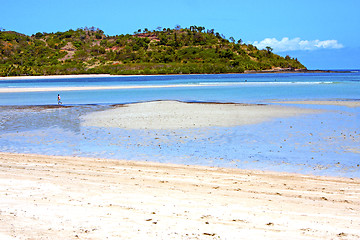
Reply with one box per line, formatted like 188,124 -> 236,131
57,94 -> 62,105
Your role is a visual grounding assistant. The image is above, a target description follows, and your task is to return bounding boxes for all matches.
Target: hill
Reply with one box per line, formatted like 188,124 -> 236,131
0,26 -> 306,76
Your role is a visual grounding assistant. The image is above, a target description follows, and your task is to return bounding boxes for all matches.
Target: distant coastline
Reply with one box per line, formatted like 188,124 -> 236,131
1,27 -> 305,77
244,68 -> 345,74
0,69 -> 348,81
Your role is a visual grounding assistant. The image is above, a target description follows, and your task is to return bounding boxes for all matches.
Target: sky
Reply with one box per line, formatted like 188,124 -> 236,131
2,0 -> 360,69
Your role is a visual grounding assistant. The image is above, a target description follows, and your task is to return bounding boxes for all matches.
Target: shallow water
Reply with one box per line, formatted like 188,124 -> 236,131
0,72 -> 359,177
1,72 -> 360,105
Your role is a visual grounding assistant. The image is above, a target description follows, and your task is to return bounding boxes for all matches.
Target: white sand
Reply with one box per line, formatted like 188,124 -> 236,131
0,84 -> 217,93
81,101 -> 321,129
0,74 -> 243,93
1,152 -> 359,239
0,74 -> 116,80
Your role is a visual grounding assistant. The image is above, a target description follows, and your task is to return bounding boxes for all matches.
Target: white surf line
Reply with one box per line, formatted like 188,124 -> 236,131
0,81 -> 334,93
0,74 -> 120,80
0,83 -> 240,93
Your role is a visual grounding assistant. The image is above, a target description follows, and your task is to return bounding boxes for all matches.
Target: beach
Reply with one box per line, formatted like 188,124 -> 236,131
0,84 -> 228,93
1,152 -> 360,240
81,101 -> 320,129
0,74 -> 117,81
1,73 -> 360,239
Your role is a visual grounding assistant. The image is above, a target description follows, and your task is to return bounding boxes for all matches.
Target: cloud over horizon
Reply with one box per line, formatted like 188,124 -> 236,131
252,37 -> 344,52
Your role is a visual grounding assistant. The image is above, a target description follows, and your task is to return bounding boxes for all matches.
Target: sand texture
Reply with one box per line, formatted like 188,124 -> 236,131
81,101 -> 320,129
1,152 -> 359,239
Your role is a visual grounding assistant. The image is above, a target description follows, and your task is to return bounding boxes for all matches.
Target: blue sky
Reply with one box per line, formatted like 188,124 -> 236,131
2,0 -> 359,69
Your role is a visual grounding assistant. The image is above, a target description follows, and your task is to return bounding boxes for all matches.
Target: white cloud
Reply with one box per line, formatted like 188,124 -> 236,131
252,37 -> 344,52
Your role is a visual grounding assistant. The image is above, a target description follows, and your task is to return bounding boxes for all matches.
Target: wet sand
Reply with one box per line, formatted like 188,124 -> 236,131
0,152 -> 359,239
81,101 -> 320,129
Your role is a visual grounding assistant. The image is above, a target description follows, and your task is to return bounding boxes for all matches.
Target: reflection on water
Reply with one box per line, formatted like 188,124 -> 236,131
0,103 -> 359,178
0,105 -> 109,133
1,72 -> 360,177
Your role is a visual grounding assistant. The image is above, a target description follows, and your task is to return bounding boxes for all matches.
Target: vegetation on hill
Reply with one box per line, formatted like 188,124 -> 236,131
0,26 -> 305,76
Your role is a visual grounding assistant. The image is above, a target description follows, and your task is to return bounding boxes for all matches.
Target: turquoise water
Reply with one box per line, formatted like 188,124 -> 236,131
0,72 -> 359,177
1,72 -> 359,105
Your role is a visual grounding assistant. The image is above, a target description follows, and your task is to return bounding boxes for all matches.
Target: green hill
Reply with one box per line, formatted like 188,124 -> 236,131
0,26 -> 305,76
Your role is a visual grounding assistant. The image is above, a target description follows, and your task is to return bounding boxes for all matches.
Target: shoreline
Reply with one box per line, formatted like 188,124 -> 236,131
2,151 -> 359,179
1,152 -> 359,239
0,83 -> 222,93
0,69 -> 345,81
1,99 -> 359,107
1,82 -> 356,94
1,100 -> 359,177
0,83 -> 337,93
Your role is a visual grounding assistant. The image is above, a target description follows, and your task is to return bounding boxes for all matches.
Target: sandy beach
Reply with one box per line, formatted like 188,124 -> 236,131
1,74 -> 360,239
0,152 -> 359,239
0,74 -> 240,93
81,101 -> 320,129
0,84 -> 221,93
0,74 -> 117,81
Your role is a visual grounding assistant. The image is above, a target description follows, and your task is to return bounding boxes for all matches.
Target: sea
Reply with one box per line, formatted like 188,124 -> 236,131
0,71 -> 359,177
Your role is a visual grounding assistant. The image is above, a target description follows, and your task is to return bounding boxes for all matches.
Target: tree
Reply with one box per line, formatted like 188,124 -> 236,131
96,28 -> 104,35
95,33 -> 102,39
0,26 -> 305,76
197,26 -> 205,32
266,46 -> 273,54
35,32 -> 43,38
